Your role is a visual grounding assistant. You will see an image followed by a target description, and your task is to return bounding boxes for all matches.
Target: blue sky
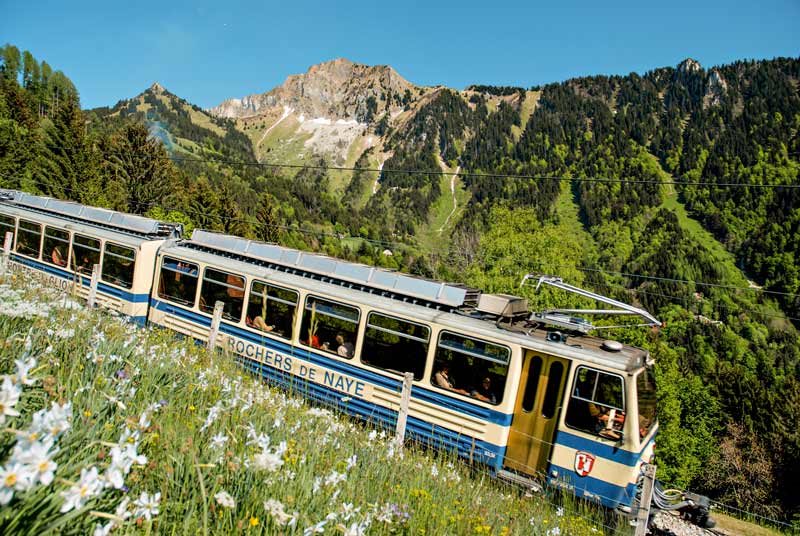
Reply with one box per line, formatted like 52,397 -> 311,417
3,0 -> 798,110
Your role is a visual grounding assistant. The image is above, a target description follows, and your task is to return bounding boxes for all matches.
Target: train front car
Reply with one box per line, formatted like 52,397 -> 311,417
543,344 -> 656,514
0,190 -> 182,323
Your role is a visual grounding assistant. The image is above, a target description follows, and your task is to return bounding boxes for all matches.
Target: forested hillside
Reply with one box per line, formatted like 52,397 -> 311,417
1,44 -> 798,523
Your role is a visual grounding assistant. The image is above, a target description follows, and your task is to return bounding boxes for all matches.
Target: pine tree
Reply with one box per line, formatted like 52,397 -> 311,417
104,122 -> 176,214
35,100 -> 99,202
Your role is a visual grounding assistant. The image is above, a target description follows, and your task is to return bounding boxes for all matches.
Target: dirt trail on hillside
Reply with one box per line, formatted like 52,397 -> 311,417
438,166 -> 459,233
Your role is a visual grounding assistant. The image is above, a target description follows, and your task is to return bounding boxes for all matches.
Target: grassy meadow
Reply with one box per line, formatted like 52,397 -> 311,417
0,273 -> 614,535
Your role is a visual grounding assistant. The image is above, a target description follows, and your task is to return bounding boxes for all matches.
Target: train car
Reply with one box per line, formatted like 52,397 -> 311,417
148,229 -> 659,515
0,190 -> 182,323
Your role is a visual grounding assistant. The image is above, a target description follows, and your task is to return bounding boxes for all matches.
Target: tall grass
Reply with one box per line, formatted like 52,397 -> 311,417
0,273 -> 613,535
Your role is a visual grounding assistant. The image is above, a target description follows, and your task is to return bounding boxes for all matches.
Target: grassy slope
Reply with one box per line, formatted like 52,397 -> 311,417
0,275 -> 613,535
253,116 -> 313,171
511,90 -> 540,141
416,160 -> 470,253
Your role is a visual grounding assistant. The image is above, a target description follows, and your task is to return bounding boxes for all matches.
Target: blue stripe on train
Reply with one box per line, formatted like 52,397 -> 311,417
10,254 -> 148,302
150,297 -> 514,427
547,463 -> 639,509
234,355 -> 506,469
554,430 -> 649,467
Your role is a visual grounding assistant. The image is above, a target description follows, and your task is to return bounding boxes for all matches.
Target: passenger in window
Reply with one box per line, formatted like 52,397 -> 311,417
248,316 -> 274,332
226,274 -> 244,298
51,246 -> 66,267
589,402 -> 625,439
434,365 -> 468,395
336,333 -> 354,358
470,377 -> 497,404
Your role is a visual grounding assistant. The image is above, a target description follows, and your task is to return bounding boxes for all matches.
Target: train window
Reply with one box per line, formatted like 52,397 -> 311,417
102,243 -> 136,289
199,268 -> 245,322
636,369 -> 657,440
432,332 -> 509,405
0,215 -> 15,246
72,234 -> 101,274
565,367 -> 626,438
15,220 -> 41,259
521,356 -> 543,412
361,312 -> 429,380
43,227 -> 70,268
300,296 -> 359,358
157,257 -> 199,307
541,361 -> 564,419
246,280 -> 297,339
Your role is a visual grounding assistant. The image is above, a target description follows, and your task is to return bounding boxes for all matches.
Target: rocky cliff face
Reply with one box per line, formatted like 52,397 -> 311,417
208,58 -> 419,121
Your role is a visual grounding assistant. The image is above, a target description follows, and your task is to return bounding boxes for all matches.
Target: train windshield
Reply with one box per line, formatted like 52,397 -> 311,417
636,368 -> 657,440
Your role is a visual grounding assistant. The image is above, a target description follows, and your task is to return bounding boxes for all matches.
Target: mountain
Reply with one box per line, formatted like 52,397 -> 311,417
207,58 -> 440,168
4,44 -> 800,521
88,81 -> 255,163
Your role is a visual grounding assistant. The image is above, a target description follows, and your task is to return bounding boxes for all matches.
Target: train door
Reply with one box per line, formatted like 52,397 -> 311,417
504,350 -> 569,476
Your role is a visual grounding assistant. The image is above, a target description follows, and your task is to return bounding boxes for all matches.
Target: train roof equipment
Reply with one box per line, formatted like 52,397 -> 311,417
186,229 -> 480,310
520,274 -> 662,333
0,190 -> 183,239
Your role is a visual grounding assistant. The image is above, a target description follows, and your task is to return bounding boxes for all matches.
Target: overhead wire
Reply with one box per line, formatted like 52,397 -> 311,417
4,175 -> 800,320
8,142 -> 800,189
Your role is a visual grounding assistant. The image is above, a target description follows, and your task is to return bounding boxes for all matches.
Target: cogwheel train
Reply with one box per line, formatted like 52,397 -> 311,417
0,190 -> 659,516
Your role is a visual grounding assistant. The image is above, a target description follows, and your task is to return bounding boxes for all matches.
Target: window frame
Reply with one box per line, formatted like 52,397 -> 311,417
43,226 -> 71,268
431,330 -> 510,405
361,311 -> 430,379
299,294 -> 361,358
157,256 -> 200,307
101,242 -> 137,289
0,214 -> 15,247
15,219 -> 42,259
245,279 -> 299,340
71,233 -> 103,275
199,267 -> 246,322
564,366 -> 627,436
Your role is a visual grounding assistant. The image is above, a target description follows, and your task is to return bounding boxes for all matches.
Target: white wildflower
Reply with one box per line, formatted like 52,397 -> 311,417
303,520 -> 327,535
0,377 -> 22,425
341,502 -> 360,521
93,521 -> 114,536
557,506 -> 564,517
324,471 -> 346,487
133,491 -> 161,520
346,454 -> 357,470
368,430 -> 377,441
340,522 -> 368,536
60,466 -> 102,513
0,463 -> 36,505
214,490 -> 236,509
430,464 -> 439,478
14,357 -> 37,386
252,449 -> 283,472
209,433 -> 228,450
14,438 -> 58,486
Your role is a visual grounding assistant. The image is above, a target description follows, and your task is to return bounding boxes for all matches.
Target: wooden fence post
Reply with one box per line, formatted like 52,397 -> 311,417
87,263 -> 100,308
1,231 -> 11,275
395,372 -> 414,449
207,301 -> 224,354
634,463 -> 657,536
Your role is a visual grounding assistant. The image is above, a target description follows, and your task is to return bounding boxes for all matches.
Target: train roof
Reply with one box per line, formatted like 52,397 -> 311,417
161,233 -> 651,374
0,190 -> 182,240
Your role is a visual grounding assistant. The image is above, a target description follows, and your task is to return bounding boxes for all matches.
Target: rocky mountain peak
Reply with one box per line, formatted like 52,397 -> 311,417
678,58 -> 703,74
149,82 -> 166,93
208,59 -> 419,121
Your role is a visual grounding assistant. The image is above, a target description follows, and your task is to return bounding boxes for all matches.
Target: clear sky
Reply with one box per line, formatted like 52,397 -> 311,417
3,0 -> 799,110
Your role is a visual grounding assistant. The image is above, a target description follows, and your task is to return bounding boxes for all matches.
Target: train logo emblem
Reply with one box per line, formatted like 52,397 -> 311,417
574,451 -> 595,477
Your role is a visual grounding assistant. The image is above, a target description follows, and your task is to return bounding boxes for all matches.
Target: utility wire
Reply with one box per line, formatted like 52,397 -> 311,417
10,142 -> 800,189
6,176 -> 800,307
